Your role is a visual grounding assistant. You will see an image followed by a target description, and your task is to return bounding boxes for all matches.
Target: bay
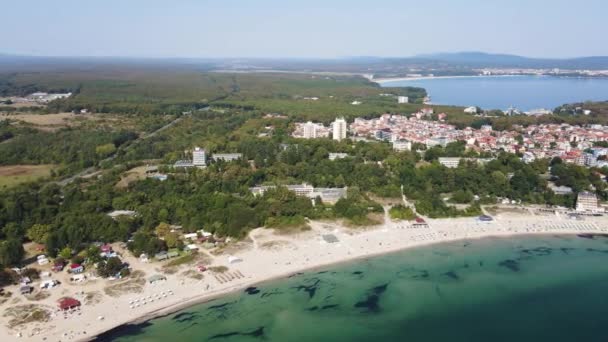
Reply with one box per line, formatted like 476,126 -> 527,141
381,75 -> 608,111
101,235 -> 608,342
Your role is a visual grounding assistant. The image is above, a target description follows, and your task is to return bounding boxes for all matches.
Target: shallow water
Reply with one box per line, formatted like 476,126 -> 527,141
381,75 -> 608,110
101,235 -> 608,342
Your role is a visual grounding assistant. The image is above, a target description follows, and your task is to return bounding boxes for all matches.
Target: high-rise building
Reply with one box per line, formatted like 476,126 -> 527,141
303,121 -> 317,139
332,118 -> 347,141
192,147 -> 206,166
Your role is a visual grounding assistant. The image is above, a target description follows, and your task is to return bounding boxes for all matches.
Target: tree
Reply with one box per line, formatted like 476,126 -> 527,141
26,224 -> 52,244
58,247 -> 73,260
0,239 -> 25,266
97,257 -> 125,278
95,143 -> 117,158
155,222 -> 171,238
164,232 -> 181,249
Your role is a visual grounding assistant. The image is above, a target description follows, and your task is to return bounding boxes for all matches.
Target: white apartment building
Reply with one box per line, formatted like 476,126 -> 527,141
392,140 -> 412,152
397,96 -> 409,104
303,121 -> 318,139
212,153 -> 243,162
192,147 -> 207,166
576,191 -> 600,212
328,153 -> 349,161
333,118 -> 347,141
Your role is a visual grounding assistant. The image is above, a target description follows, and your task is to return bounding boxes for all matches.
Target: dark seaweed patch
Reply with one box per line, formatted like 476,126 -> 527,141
352,271 -> 363,275
208,301 -> 235,310
587,248 -> 608,254
499,259 -> 520,272
321,304 -> 339,310
316,271 -> 328,274
443,271 -> 459,280
354,283 -> 389,313
306,305 -> 319,311
292,279 -> 321,299
479,261 -> 484,267
288,272 -> 304,278
560,247 -> 575,254
412,270 -> 430,279
261,289 -> 282,298
208,326 -> 265,340
245,287 -> 260,295
172,311 -> 200,323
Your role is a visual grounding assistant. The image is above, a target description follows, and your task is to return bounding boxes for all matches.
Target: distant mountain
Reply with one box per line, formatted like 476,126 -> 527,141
414,52 -> 608,69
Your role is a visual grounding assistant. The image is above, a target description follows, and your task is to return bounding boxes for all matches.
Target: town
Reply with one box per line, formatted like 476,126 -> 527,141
293,111 -> 608,169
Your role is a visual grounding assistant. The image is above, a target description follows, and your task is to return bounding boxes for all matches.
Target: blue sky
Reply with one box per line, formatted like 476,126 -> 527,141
3,0 -> 607,58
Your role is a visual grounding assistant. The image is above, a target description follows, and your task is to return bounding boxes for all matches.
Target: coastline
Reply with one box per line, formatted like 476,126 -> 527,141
3,212 -> 608,342
91,229 -> 607,341
371,74 -> 523,84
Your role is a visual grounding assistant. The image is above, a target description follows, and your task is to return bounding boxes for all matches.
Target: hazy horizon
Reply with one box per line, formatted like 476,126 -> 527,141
3,0 -> 608,59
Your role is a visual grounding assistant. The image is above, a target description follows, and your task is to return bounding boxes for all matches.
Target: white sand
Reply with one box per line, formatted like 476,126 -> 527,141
2,211 -> 607,342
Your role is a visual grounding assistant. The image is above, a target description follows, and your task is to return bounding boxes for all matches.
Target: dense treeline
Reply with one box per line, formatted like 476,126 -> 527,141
0,128 -> 138,174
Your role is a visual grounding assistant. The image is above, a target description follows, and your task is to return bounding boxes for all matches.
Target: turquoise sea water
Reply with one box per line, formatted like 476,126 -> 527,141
100,235 -> 608,342
381,75 -> 608,111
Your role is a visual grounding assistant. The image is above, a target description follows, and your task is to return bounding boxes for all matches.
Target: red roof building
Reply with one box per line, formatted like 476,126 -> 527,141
58,297 -> 81,311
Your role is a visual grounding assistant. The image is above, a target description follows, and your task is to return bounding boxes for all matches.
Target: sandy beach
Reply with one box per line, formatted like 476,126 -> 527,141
2,209 -> 607,342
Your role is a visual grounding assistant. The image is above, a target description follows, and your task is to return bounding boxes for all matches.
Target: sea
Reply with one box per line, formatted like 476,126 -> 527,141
381,75 -> 608,111
100,235 -> 608,342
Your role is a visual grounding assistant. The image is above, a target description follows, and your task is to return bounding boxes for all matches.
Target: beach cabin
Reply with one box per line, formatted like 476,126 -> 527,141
37,255 -> 49,265
40,279 -> 58,289
148,274 -> 167,284
69,264 -> 84,274
155,252 -> 169,261
58,297 -> 81,311
20,285 -> 33,295
183,233 -> 198,241
185,244 -> 199,252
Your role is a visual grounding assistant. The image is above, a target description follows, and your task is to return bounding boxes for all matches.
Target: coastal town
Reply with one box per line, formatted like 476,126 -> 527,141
293,111 -> 608,169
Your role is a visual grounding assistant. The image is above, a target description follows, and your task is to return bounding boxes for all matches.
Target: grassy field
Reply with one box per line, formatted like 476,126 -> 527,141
0,164 -> 55,188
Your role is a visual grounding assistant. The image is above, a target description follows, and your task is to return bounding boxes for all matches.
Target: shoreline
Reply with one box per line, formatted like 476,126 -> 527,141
3,212 -> 608,342
89,228 -> 608,341
371,74 -> 523,84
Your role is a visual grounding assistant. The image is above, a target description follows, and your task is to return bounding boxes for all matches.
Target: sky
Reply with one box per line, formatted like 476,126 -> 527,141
2,0 -> 607,59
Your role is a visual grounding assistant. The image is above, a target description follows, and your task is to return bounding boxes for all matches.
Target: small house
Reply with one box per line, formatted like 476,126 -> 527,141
148,274 -> 167,284
167,251 -> 179,259
40,279 -> 58,289
185,244 -> 199,252
70,264 -> 84,274
20,285 -> 33,295
52,261 -> 65,272
100,244 -> 113,254
58,297 -> 81,311
155,252 -> 168,261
